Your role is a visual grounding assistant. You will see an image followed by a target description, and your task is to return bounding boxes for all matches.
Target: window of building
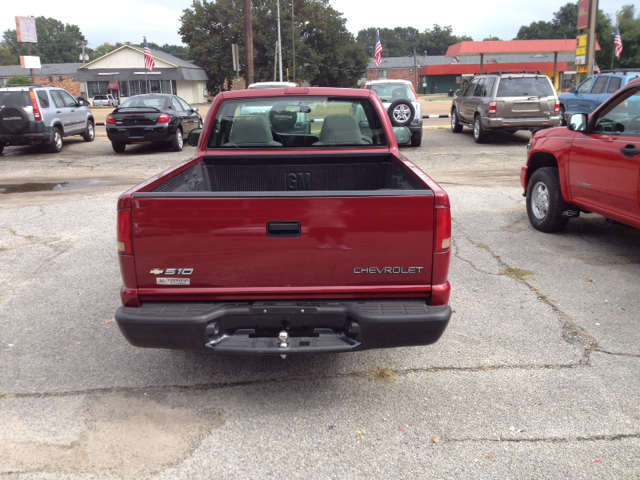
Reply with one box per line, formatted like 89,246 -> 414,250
87,81 -> 109,97
59,76 -> 64,82
378,70 -> 387,78
120,81 -> 129,97
161,80 -> 172,94
149,80 -> 161,93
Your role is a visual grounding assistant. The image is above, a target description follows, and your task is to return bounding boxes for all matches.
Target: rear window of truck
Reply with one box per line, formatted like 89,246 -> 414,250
497,77 -> 555,97
207,96 -> 388,149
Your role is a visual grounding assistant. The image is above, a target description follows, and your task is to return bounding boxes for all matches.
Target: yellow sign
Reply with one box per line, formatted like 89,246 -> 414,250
577,34 -> 587,47
576,47 -> 587,56
577,65 -> 588,73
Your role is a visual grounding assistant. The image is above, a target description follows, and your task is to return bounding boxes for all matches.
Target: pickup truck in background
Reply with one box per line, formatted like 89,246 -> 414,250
115,87 -> 452,355
522,78 -> 640,233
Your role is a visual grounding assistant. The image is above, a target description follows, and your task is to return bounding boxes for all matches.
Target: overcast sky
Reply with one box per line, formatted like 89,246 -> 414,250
1,0 -> 631,51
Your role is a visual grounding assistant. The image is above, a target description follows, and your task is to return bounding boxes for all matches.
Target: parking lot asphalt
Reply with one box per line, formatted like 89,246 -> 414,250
1,129 -> 639,478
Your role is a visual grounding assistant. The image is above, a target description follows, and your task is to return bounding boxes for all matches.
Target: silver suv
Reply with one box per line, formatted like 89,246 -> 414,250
0,85 -> 95,154
360,80 -> 423,147
451,71 -> 560,143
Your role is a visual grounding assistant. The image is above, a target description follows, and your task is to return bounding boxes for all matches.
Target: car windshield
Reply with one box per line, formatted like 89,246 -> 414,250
120,95 -> 167,108
497,77 -> 555,97
0,91 -> 30,107
368,84 -> 413,102
207,96 -> 388,148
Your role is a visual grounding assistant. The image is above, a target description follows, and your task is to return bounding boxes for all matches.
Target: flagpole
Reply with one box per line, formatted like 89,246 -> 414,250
144,37 -> 148,94
610,27 -> 616,71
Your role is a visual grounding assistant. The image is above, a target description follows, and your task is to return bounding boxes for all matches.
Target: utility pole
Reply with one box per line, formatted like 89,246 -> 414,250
277,0 -> 283,82
586,0 -> 598,77
242,0 -> 254,86
274,43 -> 278,81
291,0 -> 295,84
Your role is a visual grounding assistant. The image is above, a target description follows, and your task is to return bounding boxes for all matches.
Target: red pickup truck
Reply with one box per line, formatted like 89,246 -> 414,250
115,87 -> 452,355
522,79 -> 640,232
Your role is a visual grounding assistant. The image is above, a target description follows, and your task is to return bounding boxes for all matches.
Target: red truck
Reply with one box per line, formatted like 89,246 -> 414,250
522,79 -> 640,232
115,87 -> 452,354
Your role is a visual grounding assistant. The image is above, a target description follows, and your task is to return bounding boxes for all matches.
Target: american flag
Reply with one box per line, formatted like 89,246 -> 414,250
374,30 -> 383,67
614,26 -> 623,59
144,37 -> 155,72
593,59 -> 600,74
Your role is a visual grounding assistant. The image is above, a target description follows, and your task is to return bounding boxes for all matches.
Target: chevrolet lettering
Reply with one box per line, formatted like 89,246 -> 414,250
353,267 -> 424,274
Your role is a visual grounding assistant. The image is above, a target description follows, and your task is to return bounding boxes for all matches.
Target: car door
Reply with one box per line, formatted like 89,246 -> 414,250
170,96 -> 191,133
57,90 -> 85,132
49,90 -> 74,133
569,76 -> 596,115
178,97 -> 200,133
459,78 -> 479,122
584,76 -> 610,113
468,78 -> 485,116
568,86 -> 640,219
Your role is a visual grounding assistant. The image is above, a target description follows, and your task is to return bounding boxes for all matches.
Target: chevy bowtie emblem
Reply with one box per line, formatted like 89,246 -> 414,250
149,269 -> 164,275
149,268 -> 194,275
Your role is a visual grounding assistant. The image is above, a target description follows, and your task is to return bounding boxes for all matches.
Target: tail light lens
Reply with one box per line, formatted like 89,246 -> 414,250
410,84 -> 418,100
157,113 -> 171,123
435,207 -> 451,252
488,101 -> 497,115
554,100 -> 560,113
106,114 -> 116,124
29,91 -> 42,121
117,209 -> 133,254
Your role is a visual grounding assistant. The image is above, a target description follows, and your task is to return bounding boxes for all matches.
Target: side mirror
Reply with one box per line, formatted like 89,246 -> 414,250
569,87 -> 576,93
454,89 -> 462,97
187,128 -> 202,146
567,113 -> 588,132
76,97 -> 88,106
192,107 -> 199,112
393,126 -> 411,145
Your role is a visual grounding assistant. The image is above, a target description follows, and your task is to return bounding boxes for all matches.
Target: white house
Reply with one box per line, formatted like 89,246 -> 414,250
74,45 -> 208,104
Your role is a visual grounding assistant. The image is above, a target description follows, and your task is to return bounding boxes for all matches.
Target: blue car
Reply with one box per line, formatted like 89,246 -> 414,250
559,70 -> 640,125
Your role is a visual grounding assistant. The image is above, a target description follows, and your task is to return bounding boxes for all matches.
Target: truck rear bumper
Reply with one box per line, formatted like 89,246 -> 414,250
115,300 -> 451,354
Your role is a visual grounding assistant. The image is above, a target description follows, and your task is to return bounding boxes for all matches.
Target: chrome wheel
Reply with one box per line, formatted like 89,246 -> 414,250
87,123 -> 94,139
393,104 -> 411,123
531,181 -> 550,219
451,115 -> 456,129
473,119 -> 479,139
54,132 -> 62,149
177,130 -> 183,148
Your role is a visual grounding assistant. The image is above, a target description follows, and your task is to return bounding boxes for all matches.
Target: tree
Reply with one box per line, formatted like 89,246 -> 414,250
356,27 -> 420,57
90,42 -> 130,60
2,17 -> 87,64
7,75 -> 31,85
135,42 -> 190,60
180,0 -> 367,93
483,36 -> 502,41
616,5 -> 640,68
417,25 -> 472,56
0,41 -> 19,65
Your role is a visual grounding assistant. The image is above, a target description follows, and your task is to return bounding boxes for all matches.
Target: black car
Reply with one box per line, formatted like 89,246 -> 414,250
106,94 -> 202,153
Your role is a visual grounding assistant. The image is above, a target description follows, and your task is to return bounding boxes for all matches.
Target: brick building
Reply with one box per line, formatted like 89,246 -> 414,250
364,56 -> 427,91
0,63 -> 83,96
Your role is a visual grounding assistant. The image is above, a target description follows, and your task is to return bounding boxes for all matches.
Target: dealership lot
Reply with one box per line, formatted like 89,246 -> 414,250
1,130 -> 639,478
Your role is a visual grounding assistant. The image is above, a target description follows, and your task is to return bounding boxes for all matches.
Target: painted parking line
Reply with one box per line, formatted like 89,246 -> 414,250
422,114 -> 451,119
96,122 -> 105,126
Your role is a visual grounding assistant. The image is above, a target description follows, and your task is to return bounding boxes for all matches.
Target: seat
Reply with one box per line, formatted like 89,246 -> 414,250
223,115 -> 282,147
392,88 -> 406,100
313,115 -> 372,146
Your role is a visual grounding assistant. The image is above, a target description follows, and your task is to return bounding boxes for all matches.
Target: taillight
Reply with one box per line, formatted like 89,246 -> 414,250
117,209 -> 133,254
435,207 -> 451,252
29,91 -> 41,121
489,101 -> 497,115
106,114 -> 116,124
410,84 -> 418,100
157,113 -> 171,123
554,100 -> 560,113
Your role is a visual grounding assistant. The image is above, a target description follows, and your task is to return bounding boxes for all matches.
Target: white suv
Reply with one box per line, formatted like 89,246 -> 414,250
361,80 -> 423,147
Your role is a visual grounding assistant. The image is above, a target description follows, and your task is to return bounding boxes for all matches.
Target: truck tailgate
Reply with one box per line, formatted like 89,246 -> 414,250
131,194 -> 435,298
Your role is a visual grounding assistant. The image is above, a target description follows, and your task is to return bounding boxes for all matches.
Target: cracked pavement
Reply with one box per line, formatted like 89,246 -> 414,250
0,131 -> 639,479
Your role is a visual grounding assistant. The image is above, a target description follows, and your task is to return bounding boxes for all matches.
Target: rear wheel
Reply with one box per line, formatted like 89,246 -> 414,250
473,115 -> 489,143
0,144 -> 4,154
451,108 -> 463,133
82,120 -> 95,142
49,128 -> 63,153
526,167 -> 570,233
112,142 -> 126,153
171,128 -> 183,151
411,131 -> 422,147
